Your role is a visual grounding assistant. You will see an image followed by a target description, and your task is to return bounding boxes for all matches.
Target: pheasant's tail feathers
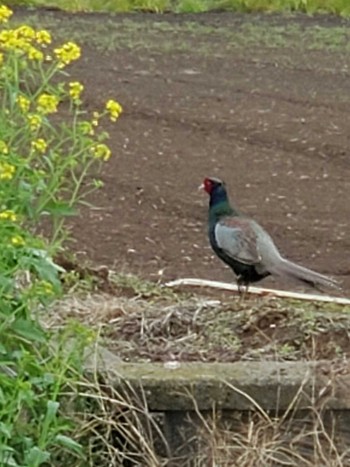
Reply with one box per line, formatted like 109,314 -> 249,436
272,259 -> 341,292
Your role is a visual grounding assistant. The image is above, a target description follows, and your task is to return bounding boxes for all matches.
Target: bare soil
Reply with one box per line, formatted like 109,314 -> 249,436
25,9 -> 349,294
17,8 -> 350,363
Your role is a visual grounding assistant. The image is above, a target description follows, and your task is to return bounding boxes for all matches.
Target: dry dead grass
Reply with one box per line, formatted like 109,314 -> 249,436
56,356 -> 350,466
44,279 -> 350,465
44,283 -> 350,363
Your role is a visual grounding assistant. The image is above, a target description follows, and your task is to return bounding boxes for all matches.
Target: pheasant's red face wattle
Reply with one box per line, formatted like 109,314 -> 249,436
203,178 -> 213,194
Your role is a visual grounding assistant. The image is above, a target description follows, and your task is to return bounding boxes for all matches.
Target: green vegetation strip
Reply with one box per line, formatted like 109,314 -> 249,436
5,0 -> 350,16
7,10 -> 350,55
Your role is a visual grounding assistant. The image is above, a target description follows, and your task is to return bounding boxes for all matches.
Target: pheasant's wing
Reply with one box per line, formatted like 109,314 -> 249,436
214,217 -> 262,265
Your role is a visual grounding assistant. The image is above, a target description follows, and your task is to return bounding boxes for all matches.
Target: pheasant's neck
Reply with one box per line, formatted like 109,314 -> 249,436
209,200 -> 238,224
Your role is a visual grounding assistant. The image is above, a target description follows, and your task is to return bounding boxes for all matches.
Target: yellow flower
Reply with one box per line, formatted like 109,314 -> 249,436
36,280 -> 54,295
27,46 -> 44,61
37,93 -> 59,114
69,81 -> 84,102
105,99 -> 123,122
31,138 -> 48,153
0,5 -> 12,23
0,30 -> 28,53
0,30 -> 10,42
92,111 -> 100,127
0,53 -> 3,65
35,30 -> 51,45
27,113 -> 42,131
0,140 -> 8,154
0,210 -> 17,221
91,143 -> 111,161
16,95 -> 30,113
54,42 -> 81,67
0,163 -> 15,180
15,25 -> 36,40
11,235 -> 25,246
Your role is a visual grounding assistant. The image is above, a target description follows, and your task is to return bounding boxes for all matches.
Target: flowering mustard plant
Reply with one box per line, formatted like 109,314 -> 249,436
106,99 -> 123,121
0,161 -> 16,180
31,137 -> 48,153
27,113 -> 42,131
0,140 -> 8,153
0,5 -> 123,296
69,80 -> 84,103
54,41 -> 81,67
35,29 -> 51,45
0,4 -> 12,23
16,95 -> 31,112
91,143 -> 112,161
36,93 -> 59,114
11,233 -> 25,246
0,209 -> 17,221
0,6 -> 124,464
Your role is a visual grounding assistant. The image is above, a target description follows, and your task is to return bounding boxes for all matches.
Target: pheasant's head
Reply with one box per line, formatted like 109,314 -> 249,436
202,177 -> 226,195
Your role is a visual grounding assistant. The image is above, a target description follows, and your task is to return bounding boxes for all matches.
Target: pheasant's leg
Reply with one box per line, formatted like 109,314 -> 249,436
237,278 -> 249,301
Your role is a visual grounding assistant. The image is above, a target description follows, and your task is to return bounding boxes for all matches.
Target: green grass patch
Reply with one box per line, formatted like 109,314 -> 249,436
6,0 -> 350,16
10,10 -> 350,56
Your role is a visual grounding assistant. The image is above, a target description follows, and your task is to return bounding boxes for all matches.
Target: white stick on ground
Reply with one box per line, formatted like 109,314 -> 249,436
164,278 -> 350,305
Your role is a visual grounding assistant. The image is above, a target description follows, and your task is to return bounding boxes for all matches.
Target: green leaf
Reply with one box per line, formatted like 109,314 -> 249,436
39,400 -> 60,451
26,248 -> 66,274
42,201 -> 76,217
0,275 -> 14,293
0,446 -> 18,467
44,400 -> 59,425
26,446 -> 51,466
0,387 -> 5,404
55,434 -> 84,457
11,319 -> 47,343
20,248 -> 64,289
0,422 -> 12,438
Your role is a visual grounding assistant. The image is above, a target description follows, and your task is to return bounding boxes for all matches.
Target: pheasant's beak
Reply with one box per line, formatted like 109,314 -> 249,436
198,183 -> 205,191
